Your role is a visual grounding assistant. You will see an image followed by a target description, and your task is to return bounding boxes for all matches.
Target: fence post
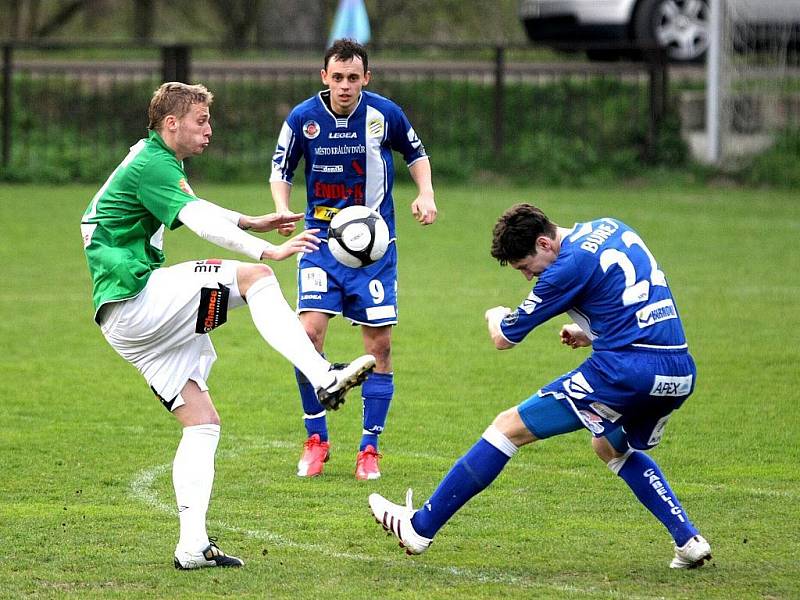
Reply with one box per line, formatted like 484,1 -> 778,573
162,45 -> 191,83
493,45 -> 505,157
646,47 -> 669,161
2,45 -> 12,168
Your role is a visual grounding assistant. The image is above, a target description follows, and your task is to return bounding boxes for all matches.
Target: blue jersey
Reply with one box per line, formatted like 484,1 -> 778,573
270,90 -> 428,240
500,218 -> 687,352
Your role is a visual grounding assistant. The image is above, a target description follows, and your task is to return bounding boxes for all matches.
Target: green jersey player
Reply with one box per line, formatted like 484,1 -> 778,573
81,82 -> 375,570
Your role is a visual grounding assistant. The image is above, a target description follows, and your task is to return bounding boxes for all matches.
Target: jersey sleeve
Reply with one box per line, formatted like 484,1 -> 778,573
387,105 -> 427,166
499,252 -> 587,344
138,158 -> 196,230
270,113 -> 303,184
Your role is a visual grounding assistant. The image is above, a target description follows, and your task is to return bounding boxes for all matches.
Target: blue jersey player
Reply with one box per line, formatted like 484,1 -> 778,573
270,39 -> 437,480
370,203 -> 712,569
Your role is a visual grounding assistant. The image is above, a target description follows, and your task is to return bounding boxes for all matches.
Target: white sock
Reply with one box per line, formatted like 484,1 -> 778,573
246,276 -> 333,390
173,423 -> 220,554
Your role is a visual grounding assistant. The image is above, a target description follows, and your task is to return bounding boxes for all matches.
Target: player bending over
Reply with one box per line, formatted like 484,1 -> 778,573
81,82 -> 374,570
369,203 -> 711,569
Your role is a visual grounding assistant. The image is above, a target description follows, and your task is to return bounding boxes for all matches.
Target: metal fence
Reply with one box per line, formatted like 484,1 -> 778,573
0,42 -> 671,183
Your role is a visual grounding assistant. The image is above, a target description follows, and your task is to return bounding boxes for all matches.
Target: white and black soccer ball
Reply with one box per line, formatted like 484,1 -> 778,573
327,205 -> 390,268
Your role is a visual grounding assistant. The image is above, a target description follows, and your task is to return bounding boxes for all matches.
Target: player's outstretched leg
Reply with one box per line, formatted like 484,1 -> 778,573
369,426 -> 517,554
244,270 -> 374,403
244,273 -> 333,387
603,439 -> 711,569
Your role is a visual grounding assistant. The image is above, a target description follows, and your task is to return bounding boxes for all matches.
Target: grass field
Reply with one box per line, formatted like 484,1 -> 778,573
1,182 -> 798,599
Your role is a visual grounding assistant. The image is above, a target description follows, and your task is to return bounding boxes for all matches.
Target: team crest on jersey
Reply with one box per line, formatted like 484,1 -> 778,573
303,120 -> 321,139
179,178 -> 195,196
367,117 -> 384,138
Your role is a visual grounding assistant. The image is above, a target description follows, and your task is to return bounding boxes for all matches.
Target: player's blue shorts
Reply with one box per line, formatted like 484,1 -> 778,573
296,240 -> 398,327
518,348 -> 696,450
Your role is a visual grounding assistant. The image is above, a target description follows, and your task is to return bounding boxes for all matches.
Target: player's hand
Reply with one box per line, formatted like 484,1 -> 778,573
274,210 -> 299,237
411,192 -> 437,226
560,323 -> 592,349
262,229 -> 320,261
241,211 -> 303,234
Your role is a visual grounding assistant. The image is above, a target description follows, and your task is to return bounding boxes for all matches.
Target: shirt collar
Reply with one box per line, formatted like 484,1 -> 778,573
148,129 -> 176,156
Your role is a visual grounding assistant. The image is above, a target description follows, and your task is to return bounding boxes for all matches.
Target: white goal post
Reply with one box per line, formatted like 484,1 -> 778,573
706,0 -> 800,165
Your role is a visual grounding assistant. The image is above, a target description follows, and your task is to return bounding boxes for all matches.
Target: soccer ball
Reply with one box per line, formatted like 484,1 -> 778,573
328,205 -> 390,268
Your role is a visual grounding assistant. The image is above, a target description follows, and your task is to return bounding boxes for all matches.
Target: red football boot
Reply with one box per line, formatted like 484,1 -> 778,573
355,444 -> 382,480
297,434 -> 330,477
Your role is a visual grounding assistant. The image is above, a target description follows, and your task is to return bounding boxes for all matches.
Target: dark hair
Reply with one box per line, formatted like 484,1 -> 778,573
491,203 -> 557,265
324,38 -> 368,72
148,82 -> 213,131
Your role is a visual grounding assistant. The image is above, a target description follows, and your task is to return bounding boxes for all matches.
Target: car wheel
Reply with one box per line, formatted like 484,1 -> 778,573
634,0 -> 710,62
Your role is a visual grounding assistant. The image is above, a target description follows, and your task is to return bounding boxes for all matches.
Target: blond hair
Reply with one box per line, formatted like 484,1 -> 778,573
147,82 -> 214,131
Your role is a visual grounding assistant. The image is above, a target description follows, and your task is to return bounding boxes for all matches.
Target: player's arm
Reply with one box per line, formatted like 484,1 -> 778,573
177,199 -> 319,261
494,276 -> 585,349
408,158 -> 437,226
269,180 -> 297,238
485,306 -> 515,350
269,119 -> 303,237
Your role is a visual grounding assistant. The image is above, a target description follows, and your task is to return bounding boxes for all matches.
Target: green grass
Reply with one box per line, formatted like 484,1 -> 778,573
1,182 -> 798,599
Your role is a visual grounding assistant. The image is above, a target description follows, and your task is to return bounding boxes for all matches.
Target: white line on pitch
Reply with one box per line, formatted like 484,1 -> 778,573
129,442 -> 680,599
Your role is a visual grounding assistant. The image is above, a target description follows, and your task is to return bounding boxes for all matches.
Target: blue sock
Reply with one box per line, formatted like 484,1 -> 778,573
360,372 -> 393,451
617,451 -> 698,546
411,437 -> 513,539
295,367 -> 328,442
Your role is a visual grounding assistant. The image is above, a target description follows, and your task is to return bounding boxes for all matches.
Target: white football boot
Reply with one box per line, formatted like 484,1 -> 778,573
670,534 -> 712,569
369,488 -> 432,555
174,538 -> 244,570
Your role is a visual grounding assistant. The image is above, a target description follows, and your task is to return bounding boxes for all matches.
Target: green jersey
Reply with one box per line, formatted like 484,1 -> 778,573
81,130 -> 196,321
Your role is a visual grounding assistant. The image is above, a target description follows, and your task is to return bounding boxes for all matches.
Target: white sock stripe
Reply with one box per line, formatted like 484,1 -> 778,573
303,411 -> 327,419
607,448 -> 634,475
481,426 -> 519,458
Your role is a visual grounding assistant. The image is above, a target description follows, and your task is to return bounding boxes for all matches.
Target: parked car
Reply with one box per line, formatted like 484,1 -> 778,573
519,0 -> 800,63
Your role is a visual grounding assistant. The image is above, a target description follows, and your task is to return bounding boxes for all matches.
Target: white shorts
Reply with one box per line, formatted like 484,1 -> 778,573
99,259 -> 246,411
